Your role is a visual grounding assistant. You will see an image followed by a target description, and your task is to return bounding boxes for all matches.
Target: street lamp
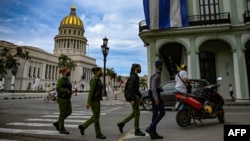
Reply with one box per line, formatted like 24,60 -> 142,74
101,37 -> 109,97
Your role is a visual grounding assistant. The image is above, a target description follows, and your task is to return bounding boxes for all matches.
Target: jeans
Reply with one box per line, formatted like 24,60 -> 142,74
148,98 -> 165,132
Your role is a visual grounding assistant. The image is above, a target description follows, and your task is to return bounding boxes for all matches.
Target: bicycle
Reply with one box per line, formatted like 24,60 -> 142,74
44,91 -> 57,103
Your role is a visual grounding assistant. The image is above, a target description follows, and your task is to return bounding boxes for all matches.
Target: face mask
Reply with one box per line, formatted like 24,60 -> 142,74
66,72 -> 71,77
99,72 -> 103,77
137,69 -> 141,73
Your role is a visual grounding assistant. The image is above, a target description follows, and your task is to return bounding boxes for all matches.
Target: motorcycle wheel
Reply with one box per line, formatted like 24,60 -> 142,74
217,108 -> 225,123
142,97 -> 152,111
176,109 -> 191,127
44,96 -> 50,103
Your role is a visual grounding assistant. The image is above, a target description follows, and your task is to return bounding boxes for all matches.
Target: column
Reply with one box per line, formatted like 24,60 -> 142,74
233,35 -> 249,101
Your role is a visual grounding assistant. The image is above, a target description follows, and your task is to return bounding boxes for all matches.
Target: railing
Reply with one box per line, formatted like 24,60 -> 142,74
188,12 -> 231,26
139,12 -> 232,32
243,11 -> 250,23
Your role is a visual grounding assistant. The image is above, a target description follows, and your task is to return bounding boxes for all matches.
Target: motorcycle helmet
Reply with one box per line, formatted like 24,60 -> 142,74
204,105 -> 212,113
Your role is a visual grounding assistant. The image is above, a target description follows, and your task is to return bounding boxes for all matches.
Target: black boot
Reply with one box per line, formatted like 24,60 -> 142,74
117,122 -> 124,133
59,128 -> 70,134
135,129 -> 146,136
78,125 -> 85,135
96,134 -> 106,139
151,132 -> 163,140
53,122 -> 59,131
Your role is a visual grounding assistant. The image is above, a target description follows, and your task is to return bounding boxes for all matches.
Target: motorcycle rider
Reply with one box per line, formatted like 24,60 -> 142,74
175,64 -> 191,93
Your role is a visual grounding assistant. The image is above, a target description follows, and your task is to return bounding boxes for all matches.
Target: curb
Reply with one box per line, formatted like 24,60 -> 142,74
3,96 -> 44,100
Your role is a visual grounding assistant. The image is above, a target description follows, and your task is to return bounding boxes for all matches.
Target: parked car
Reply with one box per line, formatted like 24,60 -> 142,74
140,79 -> 210,111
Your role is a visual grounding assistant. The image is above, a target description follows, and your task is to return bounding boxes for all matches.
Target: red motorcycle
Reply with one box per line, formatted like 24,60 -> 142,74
175,83 -> 225,127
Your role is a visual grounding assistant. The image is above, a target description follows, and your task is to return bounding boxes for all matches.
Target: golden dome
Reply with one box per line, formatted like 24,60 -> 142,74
60,6 -> 83,28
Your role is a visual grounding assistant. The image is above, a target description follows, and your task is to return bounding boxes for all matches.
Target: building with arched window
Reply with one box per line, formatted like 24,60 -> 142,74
0,6 -> 96,91
139,0 -> 250,102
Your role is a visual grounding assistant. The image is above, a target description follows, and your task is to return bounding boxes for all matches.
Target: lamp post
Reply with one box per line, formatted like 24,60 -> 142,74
101,37 -> 109,97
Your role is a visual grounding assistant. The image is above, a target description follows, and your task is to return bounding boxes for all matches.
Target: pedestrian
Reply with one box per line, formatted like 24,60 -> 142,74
145,60 -> 165,139
48,83 -> 57,100
229,84 -> 235,100
74,84 -> 78,96
78,67 -> 106,139
117,64 -> 145,136
175,64 -> 192,93
53,67 -> 73,134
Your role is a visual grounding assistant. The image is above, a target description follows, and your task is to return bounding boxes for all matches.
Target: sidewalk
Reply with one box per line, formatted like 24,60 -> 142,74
0,91 -> 249,106
0,91 -> 128,105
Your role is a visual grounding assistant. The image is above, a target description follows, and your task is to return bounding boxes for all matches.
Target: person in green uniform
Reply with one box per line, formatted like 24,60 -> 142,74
78,67 -> 106,139
53,67 -> 73,134
117,64 -> 145,136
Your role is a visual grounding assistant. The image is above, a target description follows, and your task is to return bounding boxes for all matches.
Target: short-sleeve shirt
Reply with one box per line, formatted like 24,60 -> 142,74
175,70 -> 188,93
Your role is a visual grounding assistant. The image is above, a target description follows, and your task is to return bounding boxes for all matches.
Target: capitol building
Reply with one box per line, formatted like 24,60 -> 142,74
0,6 -> 96,91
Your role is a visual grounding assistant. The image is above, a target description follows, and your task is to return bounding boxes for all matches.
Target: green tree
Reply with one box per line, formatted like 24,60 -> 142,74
0,47 -> 30,75
0,47 -> 30,90
106,68 -> 116,77
58,54 -> 77,70
140,78 -> 148,90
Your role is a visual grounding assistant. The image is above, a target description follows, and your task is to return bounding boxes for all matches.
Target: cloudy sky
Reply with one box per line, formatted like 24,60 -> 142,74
0,0 -> 147,76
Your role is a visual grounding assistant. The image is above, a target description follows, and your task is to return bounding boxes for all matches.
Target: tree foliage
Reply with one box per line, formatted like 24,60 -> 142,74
0,47 -> 30,77
58,54 -> 77,70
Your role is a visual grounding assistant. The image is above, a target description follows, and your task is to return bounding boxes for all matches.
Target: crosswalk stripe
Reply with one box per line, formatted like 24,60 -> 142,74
6,122 -> 77,128
41,115 -> 91,118
25,118 -> 86,123
0,107 -> 121,139
0,139 -> 19,141
0,128 -> 63,136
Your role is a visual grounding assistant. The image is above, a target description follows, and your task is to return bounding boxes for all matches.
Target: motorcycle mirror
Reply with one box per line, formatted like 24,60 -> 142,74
217,77 -> 222,81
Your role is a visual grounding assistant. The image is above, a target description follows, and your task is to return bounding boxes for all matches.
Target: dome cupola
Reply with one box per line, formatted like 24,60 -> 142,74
60,6 -> 83,29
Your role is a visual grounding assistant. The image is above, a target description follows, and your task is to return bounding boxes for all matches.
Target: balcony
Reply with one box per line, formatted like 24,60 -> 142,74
139,12 -> 231,32
188,12 -> 231,26
243,11 -> 250,23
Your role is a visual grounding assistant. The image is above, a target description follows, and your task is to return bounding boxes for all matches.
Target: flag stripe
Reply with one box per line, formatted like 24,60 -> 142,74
143,0 -> 189,30
159,0 -> 170,29
181,0 -> 189,26
143,0 -> 150,29
170,0 -> 182,27
149,0 -> 159,29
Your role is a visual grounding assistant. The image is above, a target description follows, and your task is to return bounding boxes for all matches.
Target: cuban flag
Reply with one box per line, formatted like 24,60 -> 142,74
143,0 -> 189,30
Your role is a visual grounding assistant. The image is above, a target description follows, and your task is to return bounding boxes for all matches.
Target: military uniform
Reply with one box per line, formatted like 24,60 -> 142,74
79,76 -> 104,137
53,76 -> 72,134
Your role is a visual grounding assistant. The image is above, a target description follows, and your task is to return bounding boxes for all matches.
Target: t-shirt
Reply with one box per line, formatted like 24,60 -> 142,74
175,70 -> 188,93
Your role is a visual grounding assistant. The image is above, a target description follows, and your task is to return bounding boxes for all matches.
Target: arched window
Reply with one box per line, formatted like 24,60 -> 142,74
199,52 -> 216,84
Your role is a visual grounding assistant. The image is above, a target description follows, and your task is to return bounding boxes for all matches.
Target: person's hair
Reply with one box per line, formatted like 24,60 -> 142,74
59,68 -> 69,74
92,67 -> 102,74
155,60 -> 163,67
130,63 -> 140,76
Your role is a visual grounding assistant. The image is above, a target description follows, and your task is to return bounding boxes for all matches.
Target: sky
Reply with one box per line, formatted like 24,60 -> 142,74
0,0 -> 147,76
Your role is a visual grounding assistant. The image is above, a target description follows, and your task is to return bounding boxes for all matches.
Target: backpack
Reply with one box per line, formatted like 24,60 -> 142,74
124,77 -> 132,101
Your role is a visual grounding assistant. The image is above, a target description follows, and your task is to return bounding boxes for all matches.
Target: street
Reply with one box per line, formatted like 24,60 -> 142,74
0,92 -> 249,141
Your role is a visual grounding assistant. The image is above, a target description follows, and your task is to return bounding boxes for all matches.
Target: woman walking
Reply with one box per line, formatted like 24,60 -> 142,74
117,64 -> 145,136
78,67 -> 106,139
53,67 -> 73,134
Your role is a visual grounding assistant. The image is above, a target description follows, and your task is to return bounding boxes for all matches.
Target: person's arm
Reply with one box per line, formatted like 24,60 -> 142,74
56,78 -> 69,95
87,78 -> 96,104
151,75 -> 159,101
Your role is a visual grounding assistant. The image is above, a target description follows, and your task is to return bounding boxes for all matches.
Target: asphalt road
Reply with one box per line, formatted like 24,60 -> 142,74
0,92 -> 249,141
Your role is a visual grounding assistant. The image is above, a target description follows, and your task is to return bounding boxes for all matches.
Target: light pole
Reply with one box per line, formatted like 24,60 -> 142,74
101,37 -> 109,97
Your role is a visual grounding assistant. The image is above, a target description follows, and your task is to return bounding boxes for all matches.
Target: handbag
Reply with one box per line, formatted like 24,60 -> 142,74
177,72 -> 192,93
